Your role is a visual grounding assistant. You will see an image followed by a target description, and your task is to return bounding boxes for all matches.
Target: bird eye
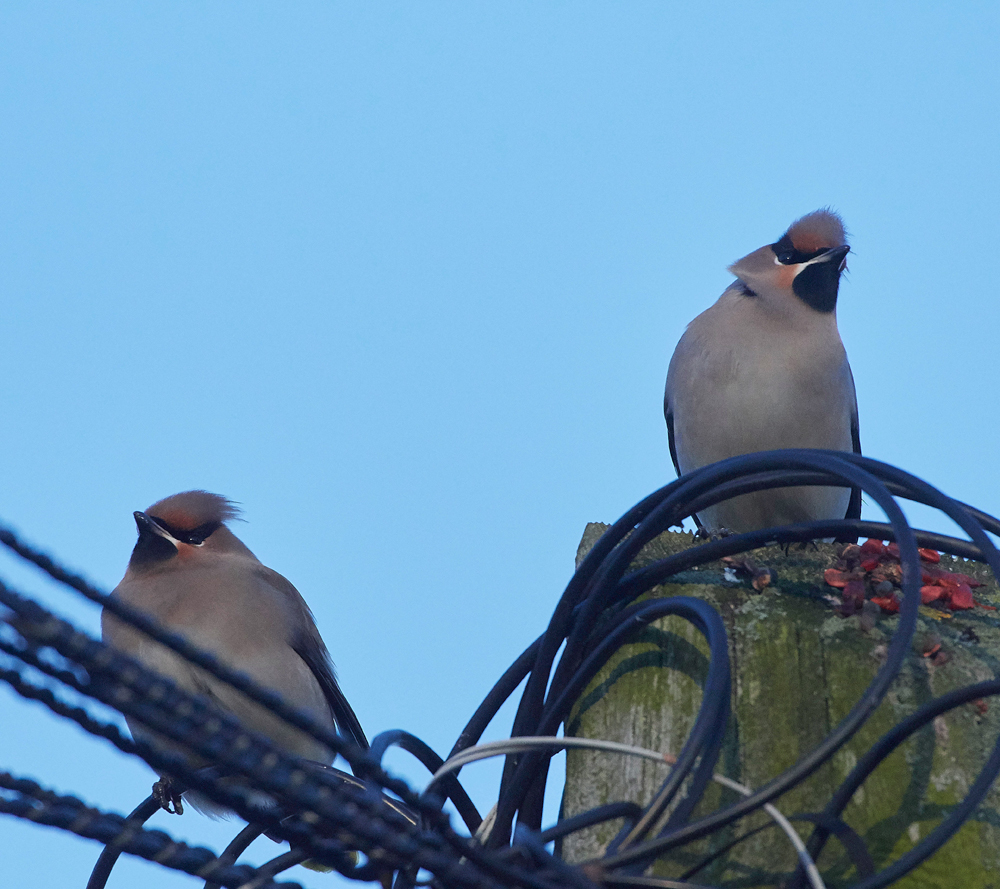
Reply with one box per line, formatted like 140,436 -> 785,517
770,234 -> 798,264
177,522 -> 221,546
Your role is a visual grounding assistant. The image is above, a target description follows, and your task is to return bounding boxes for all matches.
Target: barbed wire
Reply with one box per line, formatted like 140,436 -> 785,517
2,448 -> 1000,888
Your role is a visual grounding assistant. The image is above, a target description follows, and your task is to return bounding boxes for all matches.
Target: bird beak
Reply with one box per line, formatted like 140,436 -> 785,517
134,511 -> 174,542
816,244 -> 850,270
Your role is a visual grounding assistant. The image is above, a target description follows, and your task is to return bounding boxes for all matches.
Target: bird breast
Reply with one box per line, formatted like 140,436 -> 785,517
669,306 -> 854,474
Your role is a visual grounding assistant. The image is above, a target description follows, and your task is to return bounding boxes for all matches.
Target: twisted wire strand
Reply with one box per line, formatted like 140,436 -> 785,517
0,771 -> 286,889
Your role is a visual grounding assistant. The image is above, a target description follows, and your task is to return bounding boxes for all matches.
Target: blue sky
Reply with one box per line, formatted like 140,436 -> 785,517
3,4 -> 1000,887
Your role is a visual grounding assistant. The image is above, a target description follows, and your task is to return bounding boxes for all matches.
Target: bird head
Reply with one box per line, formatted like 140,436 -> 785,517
129,490 -> 243,570
728,209 -> 850,313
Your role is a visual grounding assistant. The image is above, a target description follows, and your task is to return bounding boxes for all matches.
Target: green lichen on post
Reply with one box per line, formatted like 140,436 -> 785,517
560,525 -> 1000,888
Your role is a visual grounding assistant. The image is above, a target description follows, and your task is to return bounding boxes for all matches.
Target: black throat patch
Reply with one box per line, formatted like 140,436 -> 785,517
791,259 -> 841,313
129,530 -> 177,569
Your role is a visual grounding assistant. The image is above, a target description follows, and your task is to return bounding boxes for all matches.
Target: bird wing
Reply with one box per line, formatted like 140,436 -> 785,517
664,389 -> 705,532
832,363 -> 862,545
844,401 -> 862,521
291,627 -> 369,751
664,397 -> 682,480
844,362 -> 862,521
257,566 -> 370,751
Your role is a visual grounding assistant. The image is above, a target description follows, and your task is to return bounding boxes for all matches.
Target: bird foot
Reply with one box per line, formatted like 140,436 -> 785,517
781,539 -> 820,556
695,526 -> 735,541
152,777 -> 184,815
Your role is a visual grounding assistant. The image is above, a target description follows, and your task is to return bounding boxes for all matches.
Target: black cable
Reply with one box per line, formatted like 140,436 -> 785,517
499,598 -> 730,848
790,679 -> 1000,889
86,795 -> 163,889
204,824 -> 268,889
503,450 -> 921,858
536,803 -> 643,846
600,494 -> 918,862
450,639 -> 539,759
368,729 -> 482,831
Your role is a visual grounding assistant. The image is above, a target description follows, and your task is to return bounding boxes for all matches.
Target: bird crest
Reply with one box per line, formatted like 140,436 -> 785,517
785,208 -> 847,254
146,490 -> 242,531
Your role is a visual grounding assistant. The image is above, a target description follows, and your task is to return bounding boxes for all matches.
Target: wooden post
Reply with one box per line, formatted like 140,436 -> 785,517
560,524 -> 1000,888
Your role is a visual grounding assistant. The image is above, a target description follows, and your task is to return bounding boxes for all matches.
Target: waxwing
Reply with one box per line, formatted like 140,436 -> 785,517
664,209 -> 861,533
102,490 -> 367,816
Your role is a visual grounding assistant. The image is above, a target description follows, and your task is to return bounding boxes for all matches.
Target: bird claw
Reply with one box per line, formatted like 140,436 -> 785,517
152,777 -> 184,815
781,539 -> 820,556
696,526 -> 735,541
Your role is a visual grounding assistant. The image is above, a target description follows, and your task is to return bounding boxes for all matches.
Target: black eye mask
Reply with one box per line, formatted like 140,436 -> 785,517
770,232 -> 829,265
149,516 -> 222,546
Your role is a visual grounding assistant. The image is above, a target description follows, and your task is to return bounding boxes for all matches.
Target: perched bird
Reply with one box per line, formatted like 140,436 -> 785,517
663,209 -> 861,533
101,490 -> 368,816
